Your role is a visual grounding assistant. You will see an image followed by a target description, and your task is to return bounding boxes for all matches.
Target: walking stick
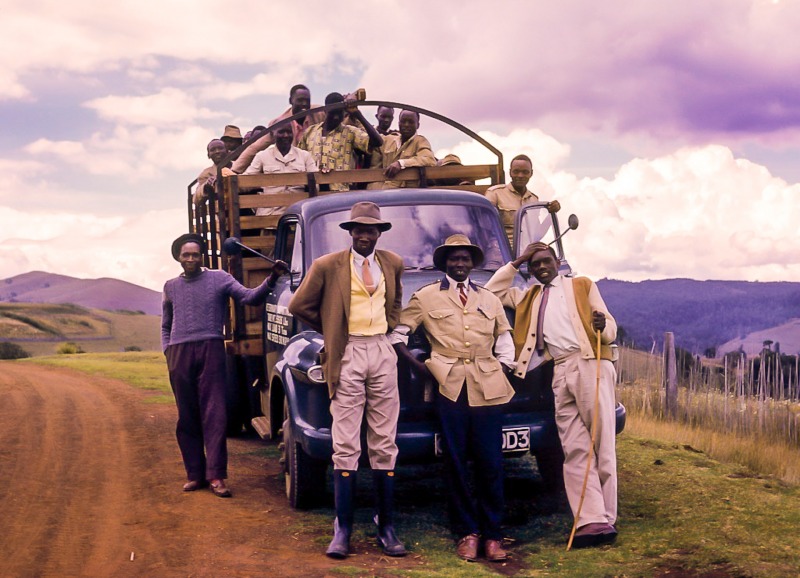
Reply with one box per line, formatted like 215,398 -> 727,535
566,328 -> 603,551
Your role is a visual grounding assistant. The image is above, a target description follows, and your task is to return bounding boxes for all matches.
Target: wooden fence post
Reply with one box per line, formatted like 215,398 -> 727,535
664,332 -> 678,418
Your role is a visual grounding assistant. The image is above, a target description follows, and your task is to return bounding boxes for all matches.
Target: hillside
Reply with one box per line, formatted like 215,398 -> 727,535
0,302 -> 161,355
716,318 -> 800,357
595,278 -> 800,354
0,271 -> 162,315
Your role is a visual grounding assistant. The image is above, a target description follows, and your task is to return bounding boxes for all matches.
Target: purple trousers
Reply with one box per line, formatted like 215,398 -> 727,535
166,340 -> 228,481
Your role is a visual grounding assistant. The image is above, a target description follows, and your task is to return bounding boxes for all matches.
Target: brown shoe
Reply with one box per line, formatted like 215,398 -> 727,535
456,534 -> 479,561
484,538 -> 508,562
572,522 -> 617,549
182,480 -> 209,492
209,479 -> 232,498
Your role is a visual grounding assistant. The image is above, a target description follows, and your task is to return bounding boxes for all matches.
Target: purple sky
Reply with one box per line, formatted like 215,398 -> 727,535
1,0 -> 799,289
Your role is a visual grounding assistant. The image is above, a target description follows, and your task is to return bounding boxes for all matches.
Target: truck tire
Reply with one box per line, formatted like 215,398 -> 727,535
282,400 -> 328,509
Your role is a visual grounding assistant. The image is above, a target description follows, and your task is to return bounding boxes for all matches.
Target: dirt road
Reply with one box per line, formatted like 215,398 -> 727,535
0,362 -> 428,577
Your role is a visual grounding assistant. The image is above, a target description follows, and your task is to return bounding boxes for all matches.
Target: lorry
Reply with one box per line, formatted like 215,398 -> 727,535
187,99 -> 626,508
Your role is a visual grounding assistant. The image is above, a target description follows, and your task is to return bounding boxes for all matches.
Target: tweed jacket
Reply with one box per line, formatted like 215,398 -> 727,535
288,249 -> 404,397
400,278 -> 515,407
485,263 -> 616,378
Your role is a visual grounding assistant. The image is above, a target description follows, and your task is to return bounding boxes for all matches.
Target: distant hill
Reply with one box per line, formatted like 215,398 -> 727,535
597,278 -> 800,354
0,271 -> 162,315
716,318 -> 800,357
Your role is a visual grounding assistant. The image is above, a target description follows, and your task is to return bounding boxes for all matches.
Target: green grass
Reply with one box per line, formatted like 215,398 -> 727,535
25,351 -> 172,400
17,351 -> 800,575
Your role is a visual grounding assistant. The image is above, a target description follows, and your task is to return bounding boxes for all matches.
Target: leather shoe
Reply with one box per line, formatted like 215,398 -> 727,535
484,538 -> 508,562
182,480 -> 209,492
572,522 -> 617,549
209,479 -> 232,498
456,533 -> 479,561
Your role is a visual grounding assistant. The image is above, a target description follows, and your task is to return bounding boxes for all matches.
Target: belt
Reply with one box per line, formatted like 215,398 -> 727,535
432,345 -> 493,361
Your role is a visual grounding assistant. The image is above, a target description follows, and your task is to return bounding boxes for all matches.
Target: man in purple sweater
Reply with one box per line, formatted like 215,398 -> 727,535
161,233 -> 287,497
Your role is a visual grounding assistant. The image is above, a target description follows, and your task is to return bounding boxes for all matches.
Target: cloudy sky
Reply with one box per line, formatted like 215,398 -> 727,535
2,0 -> 799,290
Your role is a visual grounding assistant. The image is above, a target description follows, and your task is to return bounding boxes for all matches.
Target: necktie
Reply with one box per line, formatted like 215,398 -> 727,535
535,285 -> 550,353
362,258 -> 376,295
457,282 -> 468,306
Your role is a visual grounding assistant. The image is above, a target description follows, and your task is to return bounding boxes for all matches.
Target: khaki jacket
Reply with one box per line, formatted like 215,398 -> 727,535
485,263 -> 617,378
288,249 -> 403,397
400,278 -> 515,407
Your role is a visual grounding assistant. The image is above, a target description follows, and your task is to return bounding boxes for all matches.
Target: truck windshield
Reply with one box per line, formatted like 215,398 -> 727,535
308,204 -> 510,270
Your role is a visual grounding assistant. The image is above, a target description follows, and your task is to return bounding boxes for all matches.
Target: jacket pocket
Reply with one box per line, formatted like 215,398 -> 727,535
477,357 -> 511,400
426,351 -> 457,386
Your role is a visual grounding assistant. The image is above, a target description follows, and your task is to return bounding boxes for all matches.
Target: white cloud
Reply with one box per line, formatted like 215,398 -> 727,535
84,88 -> 224,126
0,205 -> 185,291
440,132 -> 800,282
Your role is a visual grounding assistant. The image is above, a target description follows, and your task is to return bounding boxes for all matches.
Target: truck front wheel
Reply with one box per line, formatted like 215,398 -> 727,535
282,399 -> 328,509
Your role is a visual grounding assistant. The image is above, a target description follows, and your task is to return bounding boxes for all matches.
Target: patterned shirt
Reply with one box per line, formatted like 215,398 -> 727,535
298,122 -> 370,191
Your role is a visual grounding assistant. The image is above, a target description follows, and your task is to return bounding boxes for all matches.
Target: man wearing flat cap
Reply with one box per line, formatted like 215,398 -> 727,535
485,242 -> 618,548
162,233 -> 287,498
288,201 -> 406,559
393,234 -> 515,562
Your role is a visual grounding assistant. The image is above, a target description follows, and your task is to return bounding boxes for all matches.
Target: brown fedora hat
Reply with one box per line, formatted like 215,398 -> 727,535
339,201 -> 392,232
171,233 -> 206,261
432,234 -> 484,271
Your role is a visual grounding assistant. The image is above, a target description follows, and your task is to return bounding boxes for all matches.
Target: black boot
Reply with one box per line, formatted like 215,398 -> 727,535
326,470 -> 355,559
374,470 -> 407,557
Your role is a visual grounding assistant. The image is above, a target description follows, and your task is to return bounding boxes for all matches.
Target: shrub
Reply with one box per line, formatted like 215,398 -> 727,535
56,341 -> 85,355
124,345 -> 142,352
0,342 -> 31,359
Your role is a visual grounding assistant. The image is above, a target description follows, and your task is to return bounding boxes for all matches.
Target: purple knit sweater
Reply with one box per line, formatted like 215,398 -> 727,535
161,269 -> 273,351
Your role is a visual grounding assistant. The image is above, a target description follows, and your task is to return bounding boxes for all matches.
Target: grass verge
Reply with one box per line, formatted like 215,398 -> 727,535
24,351 -> 172,401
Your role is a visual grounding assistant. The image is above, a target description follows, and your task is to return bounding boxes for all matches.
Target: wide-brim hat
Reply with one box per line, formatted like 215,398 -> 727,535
339,201 -> 392,232
222,124 -> 242,139
432,234 -> 484,271
171,233 -> 206,261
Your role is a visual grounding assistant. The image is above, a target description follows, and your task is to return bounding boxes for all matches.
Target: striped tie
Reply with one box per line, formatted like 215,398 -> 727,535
457,282 -> 468,306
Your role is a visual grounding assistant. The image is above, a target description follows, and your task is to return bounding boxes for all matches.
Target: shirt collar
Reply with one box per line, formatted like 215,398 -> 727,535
440,275 -> 477,291
351,248 -> 375,265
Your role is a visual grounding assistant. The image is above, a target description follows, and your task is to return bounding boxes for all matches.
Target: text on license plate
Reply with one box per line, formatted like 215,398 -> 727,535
434,426 -> 531,456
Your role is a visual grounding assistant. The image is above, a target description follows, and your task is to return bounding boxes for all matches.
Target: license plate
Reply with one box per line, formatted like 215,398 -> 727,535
434,426 -> 531,456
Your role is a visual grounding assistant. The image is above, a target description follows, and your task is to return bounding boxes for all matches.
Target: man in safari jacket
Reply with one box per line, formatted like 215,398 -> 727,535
485,242 -> 619,549
394,234 -> 515,563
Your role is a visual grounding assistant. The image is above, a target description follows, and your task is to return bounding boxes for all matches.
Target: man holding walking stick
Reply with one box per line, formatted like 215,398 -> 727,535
485,242 -> 619,548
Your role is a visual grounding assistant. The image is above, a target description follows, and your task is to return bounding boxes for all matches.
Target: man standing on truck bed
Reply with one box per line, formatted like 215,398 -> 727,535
485,154 -> 560,244
288,202 -> 407,559
393,234 -> 516,562
232,84 -> 325,174
485,242 -> 619,548
162,233 -> 288,498
193,139 -> 235,206
298,92 -> 383,191
368,109 -> 436,189
241,124 -> 318,217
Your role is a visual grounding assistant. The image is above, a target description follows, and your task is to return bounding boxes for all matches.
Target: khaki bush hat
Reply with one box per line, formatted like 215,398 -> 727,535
437,153 -> 462,166
339,201 -> 392,232
222,125 -> 242,139
432,234 -> 484,271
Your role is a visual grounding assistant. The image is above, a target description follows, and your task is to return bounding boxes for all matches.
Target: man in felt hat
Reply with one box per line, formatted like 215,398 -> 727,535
162,233 -> 287,498
392,234 -> 516,562
485,242 -> 618,548
288,201 -> 406,559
